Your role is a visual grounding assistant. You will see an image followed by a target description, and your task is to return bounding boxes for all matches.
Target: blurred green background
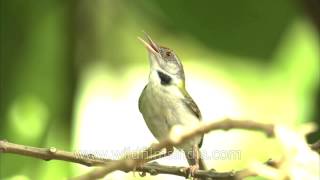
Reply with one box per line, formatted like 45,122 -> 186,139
1,0 -> 319,179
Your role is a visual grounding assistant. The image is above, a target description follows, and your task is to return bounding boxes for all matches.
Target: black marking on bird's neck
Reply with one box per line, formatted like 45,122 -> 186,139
157,70 -> 171,85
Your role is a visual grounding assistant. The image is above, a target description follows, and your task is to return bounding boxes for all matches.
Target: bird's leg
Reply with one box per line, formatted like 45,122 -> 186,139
145,145 -> 174,162
184,145 -> 200,178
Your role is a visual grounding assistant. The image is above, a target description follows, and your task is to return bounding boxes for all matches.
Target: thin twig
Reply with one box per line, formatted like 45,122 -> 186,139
0,140 -> 108,166
0,140 -> 258,179
3,119 -> 317,179
72,119 -> 275,180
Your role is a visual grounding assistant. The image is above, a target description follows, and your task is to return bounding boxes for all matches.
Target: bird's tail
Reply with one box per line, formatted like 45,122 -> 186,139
199,155 -> 207,170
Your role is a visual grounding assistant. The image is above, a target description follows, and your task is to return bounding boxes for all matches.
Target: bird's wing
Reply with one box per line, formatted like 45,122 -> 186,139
182,91 -> 202,120
182,91 -> 204,148
138,85 -> 147,113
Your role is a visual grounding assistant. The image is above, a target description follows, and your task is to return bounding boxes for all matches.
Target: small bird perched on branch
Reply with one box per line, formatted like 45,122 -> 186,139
138,32 -> 206,177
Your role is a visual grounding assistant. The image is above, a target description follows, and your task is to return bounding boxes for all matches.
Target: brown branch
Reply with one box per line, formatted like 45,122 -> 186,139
135,160 -> 278,180
72,119 -> 275,180
0,140 -> 108,166
6,119 -> 320,179
5,119 -> 317,179
0,119 -> 274,179
199,119 -> 275,137
0,139 -> 260,180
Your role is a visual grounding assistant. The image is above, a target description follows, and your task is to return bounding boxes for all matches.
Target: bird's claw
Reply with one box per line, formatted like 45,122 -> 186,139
184,164 -> 199,178
132,163 -> 144,177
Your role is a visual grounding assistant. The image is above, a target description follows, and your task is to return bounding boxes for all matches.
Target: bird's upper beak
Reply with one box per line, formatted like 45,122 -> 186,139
138,32 -> 160,56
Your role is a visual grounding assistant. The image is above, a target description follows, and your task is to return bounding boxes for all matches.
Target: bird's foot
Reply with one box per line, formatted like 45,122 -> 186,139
184,164 -> 199,178
132,163 -> 147,177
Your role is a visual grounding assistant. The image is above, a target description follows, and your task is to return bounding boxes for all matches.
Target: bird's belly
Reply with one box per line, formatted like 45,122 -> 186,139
140,94 -> 173,141
140,85 -> 201,150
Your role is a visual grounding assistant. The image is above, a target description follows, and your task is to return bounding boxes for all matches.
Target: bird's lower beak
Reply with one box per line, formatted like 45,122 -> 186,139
138,33 -> 160,56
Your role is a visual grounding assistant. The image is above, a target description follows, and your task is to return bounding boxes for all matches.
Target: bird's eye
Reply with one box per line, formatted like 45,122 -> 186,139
166,51 -> 171,57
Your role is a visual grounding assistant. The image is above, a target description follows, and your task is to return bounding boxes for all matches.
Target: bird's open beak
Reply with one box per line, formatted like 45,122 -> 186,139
138,32 -> 159,56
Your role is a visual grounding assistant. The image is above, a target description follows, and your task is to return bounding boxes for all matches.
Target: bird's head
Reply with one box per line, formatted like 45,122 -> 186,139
138,33 -> 185,87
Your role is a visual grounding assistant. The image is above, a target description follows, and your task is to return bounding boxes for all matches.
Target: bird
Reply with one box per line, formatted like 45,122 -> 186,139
138,32 -> 206,177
